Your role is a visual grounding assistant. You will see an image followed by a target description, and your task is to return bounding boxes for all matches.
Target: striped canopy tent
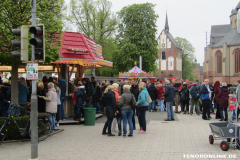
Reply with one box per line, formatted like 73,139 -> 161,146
118,65 -> 156,79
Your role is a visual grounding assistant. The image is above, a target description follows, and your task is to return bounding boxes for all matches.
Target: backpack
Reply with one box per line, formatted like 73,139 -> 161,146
180,89 -> 187,101
193,85 -> 200,100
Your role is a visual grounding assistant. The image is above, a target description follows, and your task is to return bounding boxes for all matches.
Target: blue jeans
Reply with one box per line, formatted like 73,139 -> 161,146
103,118 -> 113,134
121,109 -> 133,136
59,97 -> 65,119
85,101 -> 90,108
49,113 -> 55,130
149,101 -> 155,111
166,102 -> 174,120
93,98 -> 101,112
138,110 -> 146,131
156,99 -> 164,111
117,117 -> 122,133
220,108 -> 228,120
232,110 -> 236,121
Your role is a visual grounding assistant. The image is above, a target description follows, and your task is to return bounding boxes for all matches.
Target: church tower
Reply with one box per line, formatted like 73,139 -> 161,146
157,12 -> 183,79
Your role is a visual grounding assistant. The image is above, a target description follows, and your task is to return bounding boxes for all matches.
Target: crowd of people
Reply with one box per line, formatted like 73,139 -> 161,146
0,76 -> 240,136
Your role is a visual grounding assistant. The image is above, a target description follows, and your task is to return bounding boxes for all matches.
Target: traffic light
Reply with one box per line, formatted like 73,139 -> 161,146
29,24 -> 45,62
11,25 -> 29,63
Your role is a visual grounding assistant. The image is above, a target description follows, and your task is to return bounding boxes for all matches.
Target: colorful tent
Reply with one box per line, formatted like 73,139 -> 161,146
118,65 -> 156,79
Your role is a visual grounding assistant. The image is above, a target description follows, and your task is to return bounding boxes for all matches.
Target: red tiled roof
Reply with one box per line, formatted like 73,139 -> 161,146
60,32 -> 105,60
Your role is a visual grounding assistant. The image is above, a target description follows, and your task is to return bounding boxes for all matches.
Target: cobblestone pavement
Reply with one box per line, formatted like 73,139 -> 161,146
0,107 -> 239,160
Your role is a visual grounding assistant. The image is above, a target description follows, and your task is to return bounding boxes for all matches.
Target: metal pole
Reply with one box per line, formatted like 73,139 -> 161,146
31,0 -> 38,159
93,68 -> 95,77
139,56 -> 142,70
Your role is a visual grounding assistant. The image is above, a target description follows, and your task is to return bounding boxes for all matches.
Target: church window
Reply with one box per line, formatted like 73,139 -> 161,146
234,48 -> 240,73
162,51 -> 166,60
216,50 -> 222,73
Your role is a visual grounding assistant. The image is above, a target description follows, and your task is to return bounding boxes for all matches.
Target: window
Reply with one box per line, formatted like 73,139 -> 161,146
162,51 -> 166,60
170,62 -> 172,66
216,50 -> 222,73
234,48 -> 240,73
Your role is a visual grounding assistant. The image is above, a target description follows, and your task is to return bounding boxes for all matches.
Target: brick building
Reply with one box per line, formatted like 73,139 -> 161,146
203,2 -> 240,84
192,63 -> 203,82
156,13 -> 182,79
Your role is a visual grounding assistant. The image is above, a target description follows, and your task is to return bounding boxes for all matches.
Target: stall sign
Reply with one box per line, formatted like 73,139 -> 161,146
0,66 -> 25,72
54,59 -> 112,67
67,48 -> 89,53
44,68 -> 61,73
96,44 -> 102,56
27,63 -> 38,80
38,65 -> 54,71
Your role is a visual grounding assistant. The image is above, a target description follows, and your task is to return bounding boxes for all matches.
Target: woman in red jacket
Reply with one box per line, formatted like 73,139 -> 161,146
213,81 -> 221,119
156,82 -> 165,111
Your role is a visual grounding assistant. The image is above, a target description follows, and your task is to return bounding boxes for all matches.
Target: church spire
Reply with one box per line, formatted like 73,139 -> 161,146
165,12 -> 169,32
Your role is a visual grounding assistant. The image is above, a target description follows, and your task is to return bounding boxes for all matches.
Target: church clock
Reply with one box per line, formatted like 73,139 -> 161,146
161,43 -> 165,47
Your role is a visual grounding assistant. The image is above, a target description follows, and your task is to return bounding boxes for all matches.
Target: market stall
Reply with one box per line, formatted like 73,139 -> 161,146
52,32 -> 113,118
118,65 -> 155,80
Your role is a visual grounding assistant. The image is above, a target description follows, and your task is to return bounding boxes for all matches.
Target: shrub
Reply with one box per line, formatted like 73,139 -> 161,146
0,113 -> 49,141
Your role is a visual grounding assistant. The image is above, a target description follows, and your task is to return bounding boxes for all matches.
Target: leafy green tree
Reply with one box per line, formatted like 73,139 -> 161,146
175,37 -> 197,81
113,3 -> 159,73
66,0 -> 118,76
0,0 -> 64,65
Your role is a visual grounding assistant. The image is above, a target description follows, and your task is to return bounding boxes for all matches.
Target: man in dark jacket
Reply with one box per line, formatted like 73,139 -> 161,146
131,79 -> 140,130
189,83 -> 200,115
147,82 -> 158,112
37,82 -> 47,113
200,79 -> 212,120
83,78 -> 91,107
59,76 -> 66,120
163,80 -> 175,121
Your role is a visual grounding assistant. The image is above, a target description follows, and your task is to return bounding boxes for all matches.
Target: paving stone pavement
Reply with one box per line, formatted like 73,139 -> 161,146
0,107 -> 239,160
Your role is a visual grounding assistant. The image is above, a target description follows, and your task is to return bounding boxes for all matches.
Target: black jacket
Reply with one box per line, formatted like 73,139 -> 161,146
84,82 -> 91,99
103,90 -> 117,119
1,83 -> 10,101
93,86 -> 101,100
131,84 -> 139,101
163,83 -> 175,102
59,79 -> 66,98
180,88 -> 189,101
0,92 -> 5,110
147,84 -> 158,101
37,88 -> 47,112
74,86 -> 85,108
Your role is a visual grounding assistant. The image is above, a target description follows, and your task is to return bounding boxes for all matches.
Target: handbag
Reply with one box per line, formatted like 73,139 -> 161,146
148,95 -> 152,104
130,94 -> 136,110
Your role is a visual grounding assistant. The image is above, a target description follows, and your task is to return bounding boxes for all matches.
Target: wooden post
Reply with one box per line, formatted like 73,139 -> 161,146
80,66 -> 86,80
69,64 -> 75,78
56,63 -> 60,78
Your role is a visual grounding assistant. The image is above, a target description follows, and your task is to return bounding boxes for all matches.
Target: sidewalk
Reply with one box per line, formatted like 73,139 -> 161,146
0,110 -> 239,160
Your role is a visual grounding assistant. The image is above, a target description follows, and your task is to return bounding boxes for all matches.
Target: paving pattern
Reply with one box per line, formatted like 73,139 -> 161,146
0,107 -> 239,160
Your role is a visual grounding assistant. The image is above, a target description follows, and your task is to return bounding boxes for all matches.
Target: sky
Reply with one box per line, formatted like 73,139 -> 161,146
64,0 -> 240,65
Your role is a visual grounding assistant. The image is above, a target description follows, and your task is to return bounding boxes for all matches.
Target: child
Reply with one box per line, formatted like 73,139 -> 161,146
229,94 -> 239,123
116,96 -> 122,136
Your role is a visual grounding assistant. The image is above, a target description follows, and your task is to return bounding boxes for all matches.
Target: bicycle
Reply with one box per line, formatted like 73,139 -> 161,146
0,101 -> 51,145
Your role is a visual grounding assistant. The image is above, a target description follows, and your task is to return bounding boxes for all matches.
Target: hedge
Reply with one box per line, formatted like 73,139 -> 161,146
0,113 -> 49,141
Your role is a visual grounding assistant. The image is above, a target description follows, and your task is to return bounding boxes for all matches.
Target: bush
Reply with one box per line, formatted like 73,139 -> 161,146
0,116 -> 30,141
0,113 -> 49,141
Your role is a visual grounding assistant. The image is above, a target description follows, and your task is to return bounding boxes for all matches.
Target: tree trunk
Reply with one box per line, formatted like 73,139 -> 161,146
11,60 -> 18,105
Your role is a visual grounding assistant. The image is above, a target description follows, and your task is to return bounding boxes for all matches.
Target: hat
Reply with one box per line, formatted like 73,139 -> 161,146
3,79 -> 8,83
229,94 -> 234,97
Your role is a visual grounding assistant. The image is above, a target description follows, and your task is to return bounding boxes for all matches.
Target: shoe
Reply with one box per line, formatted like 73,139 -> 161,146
171,119 -> 175,121
118,133 -> 122,136
203,118 -> 210,120
139,130 -> 146,134
123,135 -> 126,138
219,119 -> 224,121
133,127 -> 136,130
183,112 -> 186,114
56,123 -> 59,127
108,134 -> 115,136
224,119 -> 228,122
230,120 -> 233,123
197,114 -> 200,116
138,130 -> 144,134
128,135 -> 133,137
208,116 -> 212,119
187,112 -> 189,114
190,113 -> 192,116
142,131 -> 146,134
164,119 -> 171,121
102,132 -> 108,135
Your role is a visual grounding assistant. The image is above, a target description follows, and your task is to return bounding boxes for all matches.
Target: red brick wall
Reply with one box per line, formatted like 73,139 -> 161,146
157,42 -> 182,79
192,67 -> 201,82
